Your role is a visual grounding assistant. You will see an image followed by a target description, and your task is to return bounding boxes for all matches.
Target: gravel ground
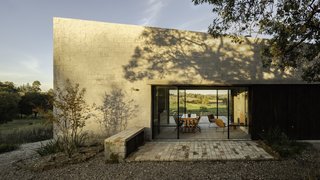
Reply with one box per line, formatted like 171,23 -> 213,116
0,140 -> 51,167
0,142 -> 319,180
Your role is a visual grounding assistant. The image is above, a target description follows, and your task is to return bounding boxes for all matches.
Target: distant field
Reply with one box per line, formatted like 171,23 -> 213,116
0,118 -> 53,153
169,102 -> 228,116
0,118 -> 48,134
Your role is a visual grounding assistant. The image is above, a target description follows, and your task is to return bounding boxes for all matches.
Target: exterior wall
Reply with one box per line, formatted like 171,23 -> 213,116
250,84 -> 320,140
53,17 -> 306,140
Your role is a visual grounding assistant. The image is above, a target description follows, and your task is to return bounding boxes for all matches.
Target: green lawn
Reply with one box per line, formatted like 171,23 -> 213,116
169,102 -> 228,116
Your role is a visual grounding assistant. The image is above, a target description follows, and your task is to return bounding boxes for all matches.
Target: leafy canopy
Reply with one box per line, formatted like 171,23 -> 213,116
193,0 -> 320,82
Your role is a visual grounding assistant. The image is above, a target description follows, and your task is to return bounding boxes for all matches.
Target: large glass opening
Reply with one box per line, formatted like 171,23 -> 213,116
152,86 -> 250,140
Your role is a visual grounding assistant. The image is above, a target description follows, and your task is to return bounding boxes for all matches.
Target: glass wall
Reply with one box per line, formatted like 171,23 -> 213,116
152,86 -> 250,140
152,86 -> 177,139
229,88 -> 249,139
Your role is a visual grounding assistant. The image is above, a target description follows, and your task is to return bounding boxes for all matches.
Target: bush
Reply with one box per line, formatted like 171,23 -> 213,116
199,106 -> 208,112
36,140 -> 63,156
53,79 -> 91,157
0,92 -> 20,123
260,127 -> 309,158
0,143 -> 19,153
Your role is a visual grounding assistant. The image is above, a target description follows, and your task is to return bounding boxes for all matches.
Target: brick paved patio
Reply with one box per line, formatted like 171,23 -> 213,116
127,140 -> 274,161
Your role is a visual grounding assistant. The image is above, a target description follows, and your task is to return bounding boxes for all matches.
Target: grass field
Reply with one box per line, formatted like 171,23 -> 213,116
169,102 -> 228,116
168,93 -> 229,116
0,118 -> 48,133
0,118 -> 53,153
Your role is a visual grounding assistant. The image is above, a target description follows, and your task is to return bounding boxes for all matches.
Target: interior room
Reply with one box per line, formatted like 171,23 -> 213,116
152,86 -> 250,140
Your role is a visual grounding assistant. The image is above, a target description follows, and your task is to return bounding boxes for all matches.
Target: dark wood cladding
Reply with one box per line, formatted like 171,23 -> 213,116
250,84 -> 320,140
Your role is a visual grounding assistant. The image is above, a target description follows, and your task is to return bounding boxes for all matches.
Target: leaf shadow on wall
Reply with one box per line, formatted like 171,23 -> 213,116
95,87 -> 139,137
123,27 -> 294,83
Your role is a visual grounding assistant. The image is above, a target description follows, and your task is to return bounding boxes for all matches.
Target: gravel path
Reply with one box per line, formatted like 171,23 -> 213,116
0,140 -> 51,167
0,142 -> 319,180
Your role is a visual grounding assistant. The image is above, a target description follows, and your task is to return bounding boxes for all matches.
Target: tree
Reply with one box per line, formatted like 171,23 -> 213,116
32,80 -> 41,93
0,81 -> 17,93
18,80 -> 41,95
193,0 -> 320,82
0,81 -> 20,123
201,96 -> 209,105
17,81 -> 53,118
53,79 -> 91,157
19,92 -> 48,118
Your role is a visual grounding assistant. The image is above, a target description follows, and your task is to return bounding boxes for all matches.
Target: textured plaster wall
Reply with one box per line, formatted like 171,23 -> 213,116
233,92 -> 247,124
53,18 -> 303,139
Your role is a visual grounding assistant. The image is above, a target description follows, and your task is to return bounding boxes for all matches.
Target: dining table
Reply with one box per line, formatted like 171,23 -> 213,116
180,116 -> 201,133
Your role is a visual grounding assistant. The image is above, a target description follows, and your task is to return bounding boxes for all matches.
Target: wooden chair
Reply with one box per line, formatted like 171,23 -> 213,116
173,115 -> 183,131
194,116 -> 201,133
215,118 -> 226,133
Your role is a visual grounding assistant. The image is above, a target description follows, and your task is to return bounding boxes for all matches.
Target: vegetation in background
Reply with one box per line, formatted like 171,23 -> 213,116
0,80 -> 53,154
0,143 -> 19,153
260,127 -> 310,158
0,118 -> 53,153
193,0 -> 320,82
52,79 -> 90,157
0,80 -> 53,123
18,81 -> 53,118
0,82 -> 20,123
1,123 -> 53,144
169,93 -> 228,115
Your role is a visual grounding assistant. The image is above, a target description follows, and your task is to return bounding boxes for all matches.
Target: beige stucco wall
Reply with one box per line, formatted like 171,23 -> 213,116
53,17 -> 304,139
233,92 -> 248,124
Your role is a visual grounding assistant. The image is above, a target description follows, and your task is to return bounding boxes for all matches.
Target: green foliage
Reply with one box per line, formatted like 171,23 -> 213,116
0,80 -> 53,121
18,80 -> 42,94
53,79 -> 90,157
109,153 -> 120,163
0,143 -> 19,153
19,92 -> 51,118
260,127 -> 309,158
0,91 -> 20,123
193,0 -> 320,82
36,139 -> 63,156
199,106 -> 208,112
32,81 -> 41,93
169,92 -> 228,115
0,81 -> 18,93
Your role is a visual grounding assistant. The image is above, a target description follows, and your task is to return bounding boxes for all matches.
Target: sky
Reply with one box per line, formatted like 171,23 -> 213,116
0,0 -> 214,91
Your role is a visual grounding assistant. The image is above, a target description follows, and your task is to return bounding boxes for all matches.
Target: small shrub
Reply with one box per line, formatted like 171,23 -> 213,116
36,140 -> 63,156
0,143 -> 19,153
109,153 -> 119,163
260,127 -> 309,158
199,106 -> 208,112
53,79 -> 91,157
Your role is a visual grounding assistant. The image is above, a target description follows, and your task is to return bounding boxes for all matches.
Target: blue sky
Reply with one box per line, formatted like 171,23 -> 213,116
0,0 -> 213,90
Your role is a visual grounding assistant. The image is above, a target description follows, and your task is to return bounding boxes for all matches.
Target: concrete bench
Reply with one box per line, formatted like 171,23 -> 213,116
104,127 -> 144,162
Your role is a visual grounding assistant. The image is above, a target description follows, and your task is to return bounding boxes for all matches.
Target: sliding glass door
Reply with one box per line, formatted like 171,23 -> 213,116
152,85 -> 250,140
152,86 -> 178,139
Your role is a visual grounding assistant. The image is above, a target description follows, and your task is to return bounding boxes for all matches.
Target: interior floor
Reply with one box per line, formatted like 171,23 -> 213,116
155,116 -> 250,140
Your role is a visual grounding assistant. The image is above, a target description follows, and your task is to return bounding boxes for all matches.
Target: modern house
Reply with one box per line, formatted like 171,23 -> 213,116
54,17 -> 320,141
